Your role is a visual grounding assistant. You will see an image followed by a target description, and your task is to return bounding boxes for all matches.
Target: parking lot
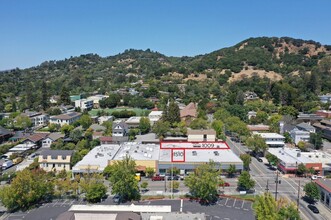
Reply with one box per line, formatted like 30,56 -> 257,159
2,197 -> 254,220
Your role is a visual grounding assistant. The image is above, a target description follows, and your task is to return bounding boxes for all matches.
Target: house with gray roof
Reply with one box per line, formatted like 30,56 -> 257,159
39,149 -> 73,172
42,132 -> 65,148
296,122 -> 316,133
0,126 -> 12,144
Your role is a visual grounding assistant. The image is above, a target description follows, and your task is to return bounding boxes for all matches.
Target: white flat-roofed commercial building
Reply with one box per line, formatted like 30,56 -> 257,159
301,151 -> 331,176
158,147 -> 243,175
187,129 -> 216,142
257,132 -> 285,147
268,147 -> 322,174
148,111 -> 163,125
72,144 -> 121,174
110,142 -> 160,172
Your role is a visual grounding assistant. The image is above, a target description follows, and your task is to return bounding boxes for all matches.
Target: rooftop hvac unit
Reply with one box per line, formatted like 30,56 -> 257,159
192,151 -> 197,156
214,151 -> 219,156
144,153 -> 148,157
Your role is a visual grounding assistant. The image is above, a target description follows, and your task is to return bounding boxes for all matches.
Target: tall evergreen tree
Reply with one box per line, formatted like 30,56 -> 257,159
166,101 -> 180,125
41,81 -> 50,110
60,86 -> 71,105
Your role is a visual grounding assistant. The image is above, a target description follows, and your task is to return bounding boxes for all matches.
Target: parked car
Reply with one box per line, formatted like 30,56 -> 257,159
113,194 -> 122,204
311,175 -> 323,180
167,176 -> 179,181
256,157 -> 263,162
152,175 -> 165,181
308,204 -> 319,214
219,182 -> 230,187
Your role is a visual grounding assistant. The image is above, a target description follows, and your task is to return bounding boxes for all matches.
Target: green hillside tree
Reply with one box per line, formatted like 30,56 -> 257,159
60,86 -> 71,105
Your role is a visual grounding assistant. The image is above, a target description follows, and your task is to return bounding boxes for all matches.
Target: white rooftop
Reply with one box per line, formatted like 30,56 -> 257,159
301,151 -> 331,167
126,116 -> 142,123
9,143 -> 36,152
159,148 -> 243,164
69,204 -> 171,213
72,145 -> 121,172
258,133 -> 285,139
112,142 -> 160,161
268,147 -> 314,164
148,111 -> 163,117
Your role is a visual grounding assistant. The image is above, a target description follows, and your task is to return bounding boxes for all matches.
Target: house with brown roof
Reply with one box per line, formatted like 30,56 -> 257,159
99,136 -> 112,145
247,124 -> 270,132
50,112 -> 82,126
22,133 -> 49,147
180,102 -> 197,125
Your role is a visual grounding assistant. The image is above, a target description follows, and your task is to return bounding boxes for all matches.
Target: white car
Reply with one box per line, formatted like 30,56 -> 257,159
311,175 -> 323,180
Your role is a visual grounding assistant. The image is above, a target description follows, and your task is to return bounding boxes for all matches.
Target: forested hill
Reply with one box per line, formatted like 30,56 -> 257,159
1,36 -> 331,112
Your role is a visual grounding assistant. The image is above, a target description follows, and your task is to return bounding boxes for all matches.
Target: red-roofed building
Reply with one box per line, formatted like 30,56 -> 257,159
99,136 -> 112,145
315,178 -> 331,209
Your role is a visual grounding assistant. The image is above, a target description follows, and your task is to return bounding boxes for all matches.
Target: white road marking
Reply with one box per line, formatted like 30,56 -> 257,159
281,177 -> 297,191
180,199 -> 183,212
224,198 -> 229,206
233,199 -> 236,207
241,200 -> 245,208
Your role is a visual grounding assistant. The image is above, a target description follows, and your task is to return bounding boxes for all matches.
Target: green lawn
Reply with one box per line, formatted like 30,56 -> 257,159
89,108 -> 151,117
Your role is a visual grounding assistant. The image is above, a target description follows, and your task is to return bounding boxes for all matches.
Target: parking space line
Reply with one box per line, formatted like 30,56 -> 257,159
224,198 -> 228,206
53,200 -> 59,207
241,200 -> 245,209
233,199 -> 236,207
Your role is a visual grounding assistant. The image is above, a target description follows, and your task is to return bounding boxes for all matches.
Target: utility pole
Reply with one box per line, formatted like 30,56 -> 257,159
297,180 -> 301,210
275,171 -> 279,201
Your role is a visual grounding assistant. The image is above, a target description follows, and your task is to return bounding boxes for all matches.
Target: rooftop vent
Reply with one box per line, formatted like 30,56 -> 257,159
192,151 -> 197,156
214,151 -> 219,156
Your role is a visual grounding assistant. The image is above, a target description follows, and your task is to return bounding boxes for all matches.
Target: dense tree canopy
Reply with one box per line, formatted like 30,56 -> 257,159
184,161 -> 221,204
108,156 -> 140,202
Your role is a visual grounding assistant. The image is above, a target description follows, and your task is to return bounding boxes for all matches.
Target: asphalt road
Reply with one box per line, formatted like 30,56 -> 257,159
226,137 -> 330,220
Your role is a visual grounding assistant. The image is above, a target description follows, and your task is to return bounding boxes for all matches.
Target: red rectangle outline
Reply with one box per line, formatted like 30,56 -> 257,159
171,148 -> 186,162
160,141 -> 230,150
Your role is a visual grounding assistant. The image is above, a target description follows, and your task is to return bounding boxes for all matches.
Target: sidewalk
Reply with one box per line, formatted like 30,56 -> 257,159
315,201 -> 331,220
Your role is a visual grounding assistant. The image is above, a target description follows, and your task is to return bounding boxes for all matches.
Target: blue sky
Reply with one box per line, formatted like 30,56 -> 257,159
1,0 -> 331,70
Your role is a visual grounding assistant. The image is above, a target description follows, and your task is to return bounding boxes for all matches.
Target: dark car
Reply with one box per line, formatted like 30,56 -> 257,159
167,176 -> 179,181
308,204 -> 319,214
113,194 -> 122,204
